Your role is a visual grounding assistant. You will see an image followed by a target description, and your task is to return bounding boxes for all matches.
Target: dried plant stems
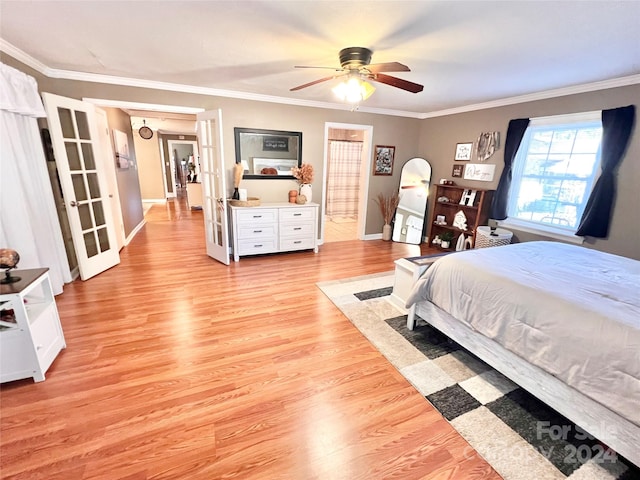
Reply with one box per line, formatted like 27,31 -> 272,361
233,163 -> 243,188
291,164 -> 314,184
374,192 -> 400,225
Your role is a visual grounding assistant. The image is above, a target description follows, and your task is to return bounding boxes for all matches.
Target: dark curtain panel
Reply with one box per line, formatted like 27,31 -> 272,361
576,105 -> 635,238
490,118 -> 530,219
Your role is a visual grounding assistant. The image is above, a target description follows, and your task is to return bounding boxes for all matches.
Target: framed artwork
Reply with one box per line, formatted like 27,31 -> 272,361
373,145 -> 395,175
452,164 -> 464,178
113,129 -> 130,169
463,163 -> 496,182
454,142 -> 473,161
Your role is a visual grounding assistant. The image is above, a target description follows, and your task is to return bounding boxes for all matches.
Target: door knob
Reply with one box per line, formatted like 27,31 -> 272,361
69,200 -> 78,207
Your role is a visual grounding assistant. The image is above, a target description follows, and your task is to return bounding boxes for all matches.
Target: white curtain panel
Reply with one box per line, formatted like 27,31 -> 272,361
0,63 -> 71,294
326,140 -> 363,218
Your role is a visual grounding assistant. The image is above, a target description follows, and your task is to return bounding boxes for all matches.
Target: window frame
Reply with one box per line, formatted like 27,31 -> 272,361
500,111 -> 602,242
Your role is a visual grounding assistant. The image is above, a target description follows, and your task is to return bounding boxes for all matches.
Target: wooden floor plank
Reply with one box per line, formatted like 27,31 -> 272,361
0,197 -> 501,479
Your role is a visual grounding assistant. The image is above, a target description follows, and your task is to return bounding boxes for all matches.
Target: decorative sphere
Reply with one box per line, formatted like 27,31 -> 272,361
0,249 -> 20,269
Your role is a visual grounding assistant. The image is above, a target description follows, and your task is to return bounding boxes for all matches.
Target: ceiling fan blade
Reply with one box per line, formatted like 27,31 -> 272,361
369,73 -> 424,93
294,65 -> 344,71
365,62 -> 410,73
290,74 -> 346,91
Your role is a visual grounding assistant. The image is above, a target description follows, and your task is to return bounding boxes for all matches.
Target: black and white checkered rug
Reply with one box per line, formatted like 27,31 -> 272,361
317,272 -> 640,480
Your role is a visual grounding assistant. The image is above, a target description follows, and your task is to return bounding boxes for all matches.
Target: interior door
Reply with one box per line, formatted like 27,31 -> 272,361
197,109 -> 229,265
42,93 -> 120,280
95,108 -> 125,250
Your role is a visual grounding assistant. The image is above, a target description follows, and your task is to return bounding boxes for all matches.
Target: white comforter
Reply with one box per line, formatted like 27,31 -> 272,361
406,241 -> 640,426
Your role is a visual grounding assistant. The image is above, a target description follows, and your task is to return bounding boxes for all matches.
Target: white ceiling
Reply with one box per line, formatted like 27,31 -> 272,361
1,1 -> 639,117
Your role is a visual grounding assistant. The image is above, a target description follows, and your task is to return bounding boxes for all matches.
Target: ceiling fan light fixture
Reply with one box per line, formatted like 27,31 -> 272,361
332,77 -> 376,103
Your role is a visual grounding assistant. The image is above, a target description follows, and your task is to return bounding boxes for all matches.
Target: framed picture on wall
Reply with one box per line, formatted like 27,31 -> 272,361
454,142 -> 473,161
373,145 -> 395,175
452,164 -> 464,178
113,129 -> 130,169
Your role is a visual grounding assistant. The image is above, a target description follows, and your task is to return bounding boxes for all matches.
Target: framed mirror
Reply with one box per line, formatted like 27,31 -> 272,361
234,127 -> 302,179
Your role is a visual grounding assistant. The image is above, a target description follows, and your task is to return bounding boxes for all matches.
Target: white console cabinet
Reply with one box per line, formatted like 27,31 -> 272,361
230,203 -> 319,261
0,268 -> 66,383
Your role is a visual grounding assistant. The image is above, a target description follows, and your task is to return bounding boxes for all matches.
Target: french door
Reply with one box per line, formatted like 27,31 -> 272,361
196,109 -> 229,265
42,93 -> 120,280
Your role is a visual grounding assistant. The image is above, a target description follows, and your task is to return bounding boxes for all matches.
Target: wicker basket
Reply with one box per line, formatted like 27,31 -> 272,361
228,197 -> 261,207
475,226 -> 513,248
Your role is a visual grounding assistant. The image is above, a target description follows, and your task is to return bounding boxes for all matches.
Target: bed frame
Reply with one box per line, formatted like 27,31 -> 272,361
407,302 -> 640,468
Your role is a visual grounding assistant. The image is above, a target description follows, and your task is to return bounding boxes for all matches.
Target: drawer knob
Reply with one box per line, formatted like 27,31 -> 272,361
294,227 -> 302,231
254,244 -> 263,247
253,215 -> 262,218
254,230 -> 262,233
294,241 -> 302,244
293,213 -> 302,216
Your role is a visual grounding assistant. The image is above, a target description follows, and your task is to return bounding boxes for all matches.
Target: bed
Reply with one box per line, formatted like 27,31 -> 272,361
405,241 -> 640,467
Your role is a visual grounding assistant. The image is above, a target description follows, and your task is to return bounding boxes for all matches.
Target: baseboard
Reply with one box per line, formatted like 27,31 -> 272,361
363,233 -> 383,240
142,199 -> 167,204
124,219 -> 146,246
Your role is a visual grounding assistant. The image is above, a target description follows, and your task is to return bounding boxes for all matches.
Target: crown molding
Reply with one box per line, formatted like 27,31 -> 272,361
82,98 -> 205,115
2,39 -> 638,120
0,38 -> 51,75
419,74 -> 640,119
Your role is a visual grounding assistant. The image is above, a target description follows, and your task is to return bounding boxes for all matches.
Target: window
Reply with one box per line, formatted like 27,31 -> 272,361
506,112 -> 602,238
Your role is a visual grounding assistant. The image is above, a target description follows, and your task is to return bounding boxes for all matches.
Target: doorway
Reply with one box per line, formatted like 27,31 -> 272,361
321,123 -> 373,243
166,140 -> 198,198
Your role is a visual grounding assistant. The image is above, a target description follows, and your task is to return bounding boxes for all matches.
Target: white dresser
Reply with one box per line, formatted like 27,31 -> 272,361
230,203 -> 319,262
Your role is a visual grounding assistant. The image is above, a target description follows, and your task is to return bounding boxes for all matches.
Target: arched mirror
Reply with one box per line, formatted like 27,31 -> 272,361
392,157 -> 432,244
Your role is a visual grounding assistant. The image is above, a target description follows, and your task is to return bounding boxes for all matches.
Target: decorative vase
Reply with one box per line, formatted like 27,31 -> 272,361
441,240 -> 450,249
288,190 -> 298,203
232,187 -> 240,200
382,224 -> 392,241
299,183 -> 312,203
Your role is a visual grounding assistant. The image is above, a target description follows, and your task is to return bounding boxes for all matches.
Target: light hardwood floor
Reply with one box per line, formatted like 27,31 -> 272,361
324,216 -> 358,243
0,198 -> 500,480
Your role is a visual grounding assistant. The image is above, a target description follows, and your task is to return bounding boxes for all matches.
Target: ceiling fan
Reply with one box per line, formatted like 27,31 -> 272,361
290,47 -> 424,97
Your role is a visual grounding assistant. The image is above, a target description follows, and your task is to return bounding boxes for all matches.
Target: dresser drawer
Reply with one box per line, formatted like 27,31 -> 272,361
237,239 -> 277,256
279,222 -> 314,238
238,224 -> 277,239
280,208 -> 314,222
280,237 -> 315,251
236,208 -> 278,224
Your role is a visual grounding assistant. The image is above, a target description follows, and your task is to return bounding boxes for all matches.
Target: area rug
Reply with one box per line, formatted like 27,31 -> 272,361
317,272 -> 639,480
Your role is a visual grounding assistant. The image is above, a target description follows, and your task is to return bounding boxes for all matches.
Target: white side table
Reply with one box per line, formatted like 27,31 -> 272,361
0,268 -> 66,383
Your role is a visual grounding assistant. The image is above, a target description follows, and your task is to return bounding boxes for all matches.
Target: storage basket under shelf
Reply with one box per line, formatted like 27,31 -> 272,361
475,226 -> 513,248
